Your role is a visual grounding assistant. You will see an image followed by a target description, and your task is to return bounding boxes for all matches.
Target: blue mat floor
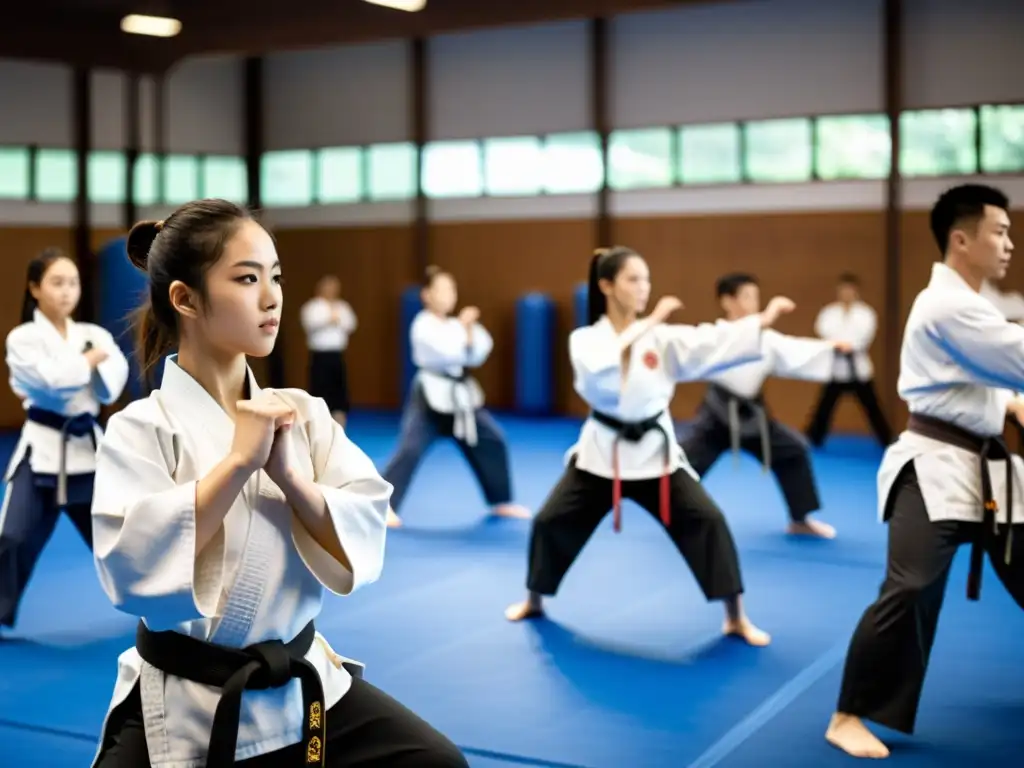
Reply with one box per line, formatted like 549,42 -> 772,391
0,412 -> 1020,767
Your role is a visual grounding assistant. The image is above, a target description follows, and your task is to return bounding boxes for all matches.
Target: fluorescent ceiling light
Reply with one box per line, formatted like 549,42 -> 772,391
120,14 -> 182,37
363,0 -> 427,11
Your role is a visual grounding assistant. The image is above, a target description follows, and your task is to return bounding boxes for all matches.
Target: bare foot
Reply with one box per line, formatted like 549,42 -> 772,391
386,507 -> 403,529
825,713 -> 890,759
492,504 -> 532,520
505,595 -> 544,622
787,519 -> 836,539
722,617 -> 772,647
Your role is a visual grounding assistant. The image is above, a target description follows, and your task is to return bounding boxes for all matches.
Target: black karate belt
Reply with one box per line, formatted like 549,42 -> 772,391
25,406 -> 98,508
435,369 -> 478,446
840,350 -> 858,382
590,410 -> 672,532
907,413 -> 1014,601
706,383 -> 772,472
135,620 -> 328,766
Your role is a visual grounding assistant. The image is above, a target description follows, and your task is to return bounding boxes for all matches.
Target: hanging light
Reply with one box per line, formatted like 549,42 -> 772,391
120,14 -> 182,37
363,0 -> 427,11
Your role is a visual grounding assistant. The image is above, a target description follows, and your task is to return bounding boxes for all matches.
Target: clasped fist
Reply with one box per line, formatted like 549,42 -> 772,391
458,306 -> 480,327
760,296 -> 796,327
231,392 -> 297,475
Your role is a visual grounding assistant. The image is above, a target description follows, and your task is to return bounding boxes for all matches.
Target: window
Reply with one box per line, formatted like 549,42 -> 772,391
261,150 -> 313,207
980,104 -> 1024,174
317,147 -> 363,204
0,147 -> 30,199
900,109 -> 977,177
542,132 -> 604,194
744,118 -> 813,183
607,128 -> 673,190
134,153 -> 160,206
678,123 -> 741,185
421,141 -> 482,199
201,156 -> 248,203
88,151 -> 127,204
816,114 -> 891,180
163,154 -> 200,204
367,143 -> 417,201
36,149 -> 78,201
483,137 -> 544,196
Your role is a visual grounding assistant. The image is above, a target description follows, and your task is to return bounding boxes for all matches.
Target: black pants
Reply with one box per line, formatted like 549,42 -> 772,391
836,463 -> 1024,734
526,462 -> 743,600
805,380 -> 892,447
309,350 -> 351,416
0,456 -> 93,628
383,386 -> 512,513
95,676 -> 468,767
680,414 -> 821,523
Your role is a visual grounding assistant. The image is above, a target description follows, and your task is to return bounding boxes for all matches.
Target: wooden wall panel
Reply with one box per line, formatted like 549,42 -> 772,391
3,209 -> 1021,434
269,226 -> 417,408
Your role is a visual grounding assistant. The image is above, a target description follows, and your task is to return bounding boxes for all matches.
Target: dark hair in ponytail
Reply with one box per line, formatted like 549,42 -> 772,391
21,247 -> 73,324
422,264 -> 449,289
127,199 -> 253,379
586,246 -> 639,325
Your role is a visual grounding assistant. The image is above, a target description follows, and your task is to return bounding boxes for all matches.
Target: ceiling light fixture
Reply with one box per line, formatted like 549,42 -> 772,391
120,14 -> 183,37
362,0 -> 427,11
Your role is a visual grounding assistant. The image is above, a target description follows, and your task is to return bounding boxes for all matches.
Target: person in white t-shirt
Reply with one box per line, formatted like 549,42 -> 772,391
300,275 -> 357,426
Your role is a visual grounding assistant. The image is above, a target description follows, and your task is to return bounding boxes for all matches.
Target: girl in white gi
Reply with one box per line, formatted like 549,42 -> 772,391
300,275 -> 357,426
827,184 -> 1024,759
505,246 -> 794,645
90,200 -> 467,767
679,273 -> 850,540
381,266 -> 530,529
805,273 -> 892,447
0,248 -> 128,632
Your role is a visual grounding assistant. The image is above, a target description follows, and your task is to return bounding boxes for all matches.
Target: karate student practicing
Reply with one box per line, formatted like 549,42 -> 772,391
505,246 -> 796,645
381,266 -> 529,529
826,184 -> 1024,760
0,248 -> 128,632
300,274 -> 357,426
90,200 -> 467,767
679,273 -> 850,540
804,273 -> 892,447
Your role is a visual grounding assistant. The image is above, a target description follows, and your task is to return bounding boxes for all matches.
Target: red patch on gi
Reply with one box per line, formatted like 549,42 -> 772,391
642,350 -> 659,369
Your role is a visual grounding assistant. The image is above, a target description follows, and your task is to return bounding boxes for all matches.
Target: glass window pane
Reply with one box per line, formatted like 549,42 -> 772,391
261,150 -> 313,207
317,147 -> 362,203
134,153 -> 160,206
421,141 -> 482,199
744,118 -> 813,182
980,104 -> 1024,174
542,131 -> 603,194
483,137 -> 543,196
900,108 -> 977,177
816,114 -> 891,180
608,128 -> 673,190
36,149 -> 78,202
678,123 -> 741,184
202,155 -> 248,203
0,147 -> 30,199
163,154 -> 199,204
367,143 -> 417,201
88,151 -> 126,204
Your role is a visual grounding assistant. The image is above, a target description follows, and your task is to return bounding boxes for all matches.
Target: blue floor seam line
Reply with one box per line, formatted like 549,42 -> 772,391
0,717 -> 586,768
684,638 -> 849,768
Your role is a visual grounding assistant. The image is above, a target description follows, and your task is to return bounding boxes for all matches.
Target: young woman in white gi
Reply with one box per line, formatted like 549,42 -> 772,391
505,246 -> 795,645
679,273 -> 850,540
300,275 -> 357,426
0,248 -> 128,632
804,273 -> 892,447
381,266 -> 530,529
827,184 -> 1024,759
90,200 -> 467,767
